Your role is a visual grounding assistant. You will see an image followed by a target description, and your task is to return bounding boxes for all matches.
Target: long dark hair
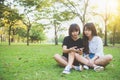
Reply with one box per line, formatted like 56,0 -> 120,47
83,23 -> 97,54
69,23 -> 80,36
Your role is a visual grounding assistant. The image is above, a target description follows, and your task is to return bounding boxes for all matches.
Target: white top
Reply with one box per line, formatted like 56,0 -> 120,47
89,36 -> 104,57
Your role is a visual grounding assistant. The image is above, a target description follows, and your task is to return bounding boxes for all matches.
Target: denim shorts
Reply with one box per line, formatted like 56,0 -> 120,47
89,53 -> 95,59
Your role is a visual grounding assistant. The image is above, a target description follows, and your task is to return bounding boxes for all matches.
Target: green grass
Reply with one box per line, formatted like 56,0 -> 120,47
0,43 -> 120,80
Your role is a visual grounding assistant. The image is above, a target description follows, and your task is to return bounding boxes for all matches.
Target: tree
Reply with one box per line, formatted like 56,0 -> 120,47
30,24 -> 46,43
47,2 -> 75,45
11,20 -> 27,43
104,2 -> 110,46
0,0 -> 22,45
108,0 -> 120,46
0,2 -> 7,42
21,12 -> 32,46
97,27 -> 104,38
16,0 -> 54,45
2,8 -> 21,45
90,1 -> 111,46
59,0 -> 90,27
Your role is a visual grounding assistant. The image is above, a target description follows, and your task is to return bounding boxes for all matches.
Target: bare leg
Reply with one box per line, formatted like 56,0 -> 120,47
68,52 -> 75,67
95,54 -> 113,66
53,54 -> 67,67
75,53 -> 99,68
54,53 -> 84,72
75,53 -> 89,65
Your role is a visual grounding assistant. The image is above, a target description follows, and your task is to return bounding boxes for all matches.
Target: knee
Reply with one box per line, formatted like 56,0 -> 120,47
69,52 -> 75,56
108,54 -> 113,61
107,54 -> 113,61
75,53 -> 79,58
53,54 -> 60,59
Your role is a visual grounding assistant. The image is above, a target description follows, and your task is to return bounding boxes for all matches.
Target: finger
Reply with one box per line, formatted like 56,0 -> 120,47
73,46 -> 77,48
79,48 -> 84,50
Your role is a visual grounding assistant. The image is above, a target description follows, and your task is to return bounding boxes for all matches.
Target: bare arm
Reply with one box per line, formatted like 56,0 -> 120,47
62,45 -> 78,53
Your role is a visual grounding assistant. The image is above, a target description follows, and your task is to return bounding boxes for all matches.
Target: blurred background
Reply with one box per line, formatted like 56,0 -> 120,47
0,0 -> 120,46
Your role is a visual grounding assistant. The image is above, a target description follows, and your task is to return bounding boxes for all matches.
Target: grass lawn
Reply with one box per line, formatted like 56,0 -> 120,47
0,43 -> 120,80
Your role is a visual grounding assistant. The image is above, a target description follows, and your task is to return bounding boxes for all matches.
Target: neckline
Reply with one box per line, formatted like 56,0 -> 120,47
71,36 -> 80,41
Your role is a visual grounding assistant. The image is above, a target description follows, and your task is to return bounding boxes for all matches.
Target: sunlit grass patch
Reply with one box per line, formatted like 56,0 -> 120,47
0,44 -> 120,80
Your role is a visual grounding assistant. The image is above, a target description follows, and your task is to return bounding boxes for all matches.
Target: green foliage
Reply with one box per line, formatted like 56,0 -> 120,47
107,2 -> 120,45
1,7 -> 22,28
0,1 -> 23,45
30,24 -> 46,42
43,1 -> 76,45
15,0 -> 37,7
0,44 -> 120,80
0,4 -> 5,18
60,11 -> 75,20
0,0 -> 4,3
53,11 -> 75,22
109,31 -> 120,44
15,0 -> 55,46
58,34 -> 65,43
1,4 -> 21,23
59,0 -> 90,25
16,0 -> 54,10
16,27 -> 27,38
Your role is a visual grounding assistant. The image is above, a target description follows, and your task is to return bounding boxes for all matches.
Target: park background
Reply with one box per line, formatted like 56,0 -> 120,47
0,0 -> 120,80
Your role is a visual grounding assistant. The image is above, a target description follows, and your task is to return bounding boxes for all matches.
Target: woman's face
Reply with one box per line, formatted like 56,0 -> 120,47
71,30 -> 79,39
84,27 -> 92,38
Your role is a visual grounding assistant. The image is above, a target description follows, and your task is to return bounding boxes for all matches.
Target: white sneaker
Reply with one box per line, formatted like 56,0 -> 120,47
62,65 -> 71,74
74,65 -> 83,71
83,65 -> 89,70
94,66 -> 104,72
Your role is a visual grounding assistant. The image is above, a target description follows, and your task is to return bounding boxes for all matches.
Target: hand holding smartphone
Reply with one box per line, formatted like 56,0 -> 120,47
79,48 -> 84,51
77,47 -> 84,55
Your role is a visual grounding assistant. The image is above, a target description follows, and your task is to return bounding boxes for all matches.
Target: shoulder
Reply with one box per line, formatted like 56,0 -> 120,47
92,36 -> 102,42
93,36 -> 102,40
63,36 -> 71,41
64,36 -> 70,39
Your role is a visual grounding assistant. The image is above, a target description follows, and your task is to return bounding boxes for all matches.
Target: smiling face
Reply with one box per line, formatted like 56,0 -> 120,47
71,30 -> 80,39
83,23 -> 97,39
69,24 -> 80,40
84,27 -> 92,38
69,23 -> 80,36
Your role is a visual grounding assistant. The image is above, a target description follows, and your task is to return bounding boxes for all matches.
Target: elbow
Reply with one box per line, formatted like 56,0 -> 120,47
63,49 -> 70,53
62,49 -> 67,53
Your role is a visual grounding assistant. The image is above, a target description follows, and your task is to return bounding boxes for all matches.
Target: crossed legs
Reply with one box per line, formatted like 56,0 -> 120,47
94,54 -> 113,66
53,52 -> 75,68
53,54 -> 68,67
75,53 -> 113,67
54,53 -> 113,72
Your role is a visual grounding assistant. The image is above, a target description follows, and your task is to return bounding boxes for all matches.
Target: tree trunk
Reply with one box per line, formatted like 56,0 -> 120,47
113,26 -> 116,46
8,26 -> 12,45
27,27 -> 30,46
17,36 -> 20,43
1,34 -> 2,43
11,29 -> 15,42
54,22 -> 58,45
104,23 -> 107,46
55,32 -> 58,45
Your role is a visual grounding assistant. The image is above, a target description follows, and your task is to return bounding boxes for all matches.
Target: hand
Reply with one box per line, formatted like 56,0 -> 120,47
79,48 -> 84,51
69,46 -> 77,52
77,49 -> 83,55
77,48 -> 84,55
88,59 -> 94,67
